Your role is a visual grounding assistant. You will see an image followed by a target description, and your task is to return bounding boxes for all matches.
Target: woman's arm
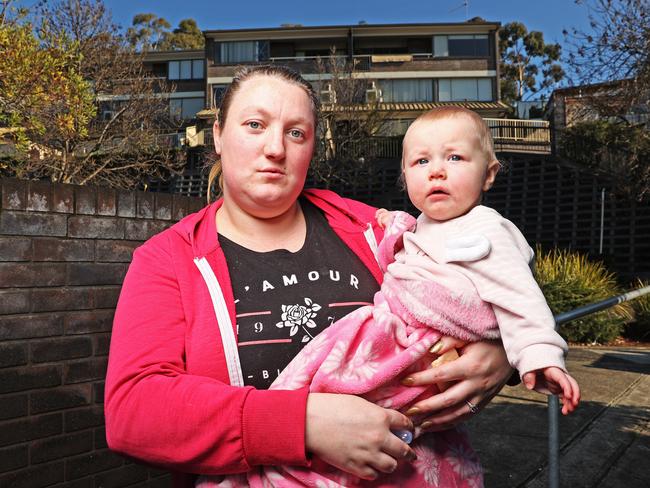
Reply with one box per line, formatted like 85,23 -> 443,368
105,233 -> 309,474
402,338 -> 513,430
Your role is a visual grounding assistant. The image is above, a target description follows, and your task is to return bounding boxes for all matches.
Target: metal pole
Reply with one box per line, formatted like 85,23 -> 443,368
548,395 -> 560,488
547,284 -> 650,487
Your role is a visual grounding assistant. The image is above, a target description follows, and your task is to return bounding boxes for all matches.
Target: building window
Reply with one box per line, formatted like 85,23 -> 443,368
170,97 -> 204,120
433,35 -> 489,57
378,79 -> 434,102
438,78 -> 493,101
168,59 -> 204,80
221,41 -> 258,63
212,84 -> 229,108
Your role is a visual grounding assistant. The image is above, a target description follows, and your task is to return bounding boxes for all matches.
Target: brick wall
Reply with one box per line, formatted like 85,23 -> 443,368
0,178 -> 204,488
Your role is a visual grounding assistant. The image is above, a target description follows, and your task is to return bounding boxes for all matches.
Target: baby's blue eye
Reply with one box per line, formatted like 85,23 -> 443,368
449,154 -> 462,162
417,158 -> 429,165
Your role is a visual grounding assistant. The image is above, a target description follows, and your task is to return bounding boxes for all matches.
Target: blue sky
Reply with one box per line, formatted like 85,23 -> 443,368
103,0 -> 592,48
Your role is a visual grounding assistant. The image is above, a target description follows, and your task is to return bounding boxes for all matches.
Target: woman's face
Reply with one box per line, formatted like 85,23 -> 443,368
213,75 -> 316,219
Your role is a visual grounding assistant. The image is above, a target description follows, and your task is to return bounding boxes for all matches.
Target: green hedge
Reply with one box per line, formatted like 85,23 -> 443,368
624,279 -> 650,341
534,247 -> 633,344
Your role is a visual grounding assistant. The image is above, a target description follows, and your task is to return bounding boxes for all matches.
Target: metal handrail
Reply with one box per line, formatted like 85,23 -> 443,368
548,285 -> 650,488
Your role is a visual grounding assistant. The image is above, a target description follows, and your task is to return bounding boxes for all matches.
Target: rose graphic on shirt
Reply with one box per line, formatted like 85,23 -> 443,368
276,297 -> 322,337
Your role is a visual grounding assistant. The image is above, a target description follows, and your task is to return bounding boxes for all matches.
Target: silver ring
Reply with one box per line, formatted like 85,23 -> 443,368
465,400 -> 479,414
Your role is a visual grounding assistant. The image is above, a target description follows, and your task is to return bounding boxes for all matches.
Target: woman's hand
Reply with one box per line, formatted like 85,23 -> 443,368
401,337 -> 513,431
305,393 -> 416,480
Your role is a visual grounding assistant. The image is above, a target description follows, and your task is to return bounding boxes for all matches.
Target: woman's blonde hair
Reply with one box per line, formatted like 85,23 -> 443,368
207,65 -> 320,202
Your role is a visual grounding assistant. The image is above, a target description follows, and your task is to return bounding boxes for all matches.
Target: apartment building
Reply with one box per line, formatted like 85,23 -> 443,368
203,21 -> 509,133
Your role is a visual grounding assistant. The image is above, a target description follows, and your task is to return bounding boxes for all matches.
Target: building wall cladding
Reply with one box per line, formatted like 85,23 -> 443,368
0,178 -> 204,488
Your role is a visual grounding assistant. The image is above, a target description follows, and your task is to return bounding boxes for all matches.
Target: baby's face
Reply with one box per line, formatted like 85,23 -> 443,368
402,116 -> 498,221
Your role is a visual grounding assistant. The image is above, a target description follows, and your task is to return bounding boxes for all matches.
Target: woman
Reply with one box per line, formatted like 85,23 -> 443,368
105,65 -> 514,487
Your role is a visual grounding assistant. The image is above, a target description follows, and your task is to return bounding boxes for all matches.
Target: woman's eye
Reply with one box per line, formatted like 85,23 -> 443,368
416,158 -> 429,165
247,121 -> 261,129
289,129 -> 304,138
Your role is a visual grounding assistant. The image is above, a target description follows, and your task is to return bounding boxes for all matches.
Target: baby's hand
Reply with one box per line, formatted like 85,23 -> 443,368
375,208 -> 394,230
522,367 -> 580,415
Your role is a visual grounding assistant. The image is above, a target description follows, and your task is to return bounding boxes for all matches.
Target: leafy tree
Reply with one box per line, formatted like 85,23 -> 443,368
499,22 -> 564,104
127,14 -> 204,51
311,51 -> 389,186
564,0 -> 649,116
559,120 -> 650,201
1,0 -> 184,188
126,13 -> 171,51
163,18 -> 204,50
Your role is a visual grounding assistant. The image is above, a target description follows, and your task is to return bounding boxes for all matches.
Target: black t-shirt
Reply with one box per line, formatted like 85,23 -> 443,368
218,199 -> 380,389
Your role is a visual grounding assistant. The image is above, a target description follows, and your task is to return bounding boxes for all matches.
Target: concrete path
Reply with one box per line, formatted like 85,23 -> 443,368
466,347 -> 650,487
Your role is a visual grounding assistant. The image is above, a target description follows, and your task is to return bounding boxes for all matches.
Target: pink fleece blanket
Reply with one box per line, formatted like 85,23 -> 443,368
197,212 -> 496,487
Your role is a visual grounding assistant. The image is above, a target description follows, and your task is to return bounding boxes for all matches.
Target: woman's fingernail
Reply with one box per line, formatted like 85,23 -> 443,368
429,341 -> 443,354
420,421 -> 433,430
405,407 -> 421,416
401,376 -> 415,386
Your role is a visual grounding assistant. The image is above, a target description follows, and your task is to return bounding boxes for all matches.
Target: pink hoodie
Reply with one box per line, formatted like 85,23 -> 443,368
104,189 -> 383,487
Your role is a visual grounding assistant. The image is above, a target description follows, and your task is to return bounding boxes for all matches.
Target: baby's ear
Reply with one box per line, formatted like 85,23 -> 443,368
483,159 -> 500,191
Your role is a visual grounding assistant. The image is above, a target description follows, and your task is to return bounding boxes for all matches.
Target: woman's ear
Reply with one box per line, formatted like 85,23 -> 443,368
212,121 -> 222,154
482,159 -> 501,191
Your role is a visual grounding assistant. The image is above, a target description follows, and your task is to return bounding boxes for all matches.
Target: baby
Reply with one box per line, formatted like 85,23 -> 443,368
377,106 -> 580,412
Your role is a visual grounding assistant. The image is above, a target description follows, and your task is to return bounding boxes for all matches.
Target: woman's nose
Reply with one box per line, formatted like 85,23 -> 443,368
264,127 -> 285,159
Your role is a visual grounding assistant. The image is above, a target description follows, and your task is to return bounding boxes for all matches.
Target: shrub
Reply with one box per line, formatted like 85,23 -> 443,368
534,246 -> 633,344
623,279 -> 650,341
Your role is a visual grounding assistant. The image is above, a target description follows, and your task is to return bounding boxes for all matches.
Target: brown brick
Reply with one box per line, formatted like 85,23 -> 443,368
52,182 -> 74,213
0,290 -> 30,314
64,310 -> 113,335
172,194 -> 189,220
64,358 -> 108,384
30,431 -> 93,464
0,262 -> 66,288
0,313 -> 64,340
0,364 -> 61,394
30,384 -> 91,414
0,444 -> 28,472
31,287 -> 94,312
67,263 -> 128,286
64,405 -> 105,432
68,216 -> 124,239
116,190 -> 136,217
94,463 -> 149,487
136,191 -> 155,219
94,426 -> 107,449
147,473 -> 173,487
0,236 -> 32,261
0,461 -> 64,488
75,185 -> 96,215
0,393 -> 28,420
65,449 -> 123,480
32,237 -> 94,262
97,186 -> 117,216
1,178 -> 27,210
50,477 -> 93,488
0,211 -> 67,236
31,337 -> 92,363
154,193 -> 173,220
93,333 -> 111,356
95,240 -> 140,262
26,180 -> 52,212
0,342 -> 28,368
93,286 -> 122,309
93,382 -> 105,404
124,219 -> 170,241
0,413 -> 62,447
